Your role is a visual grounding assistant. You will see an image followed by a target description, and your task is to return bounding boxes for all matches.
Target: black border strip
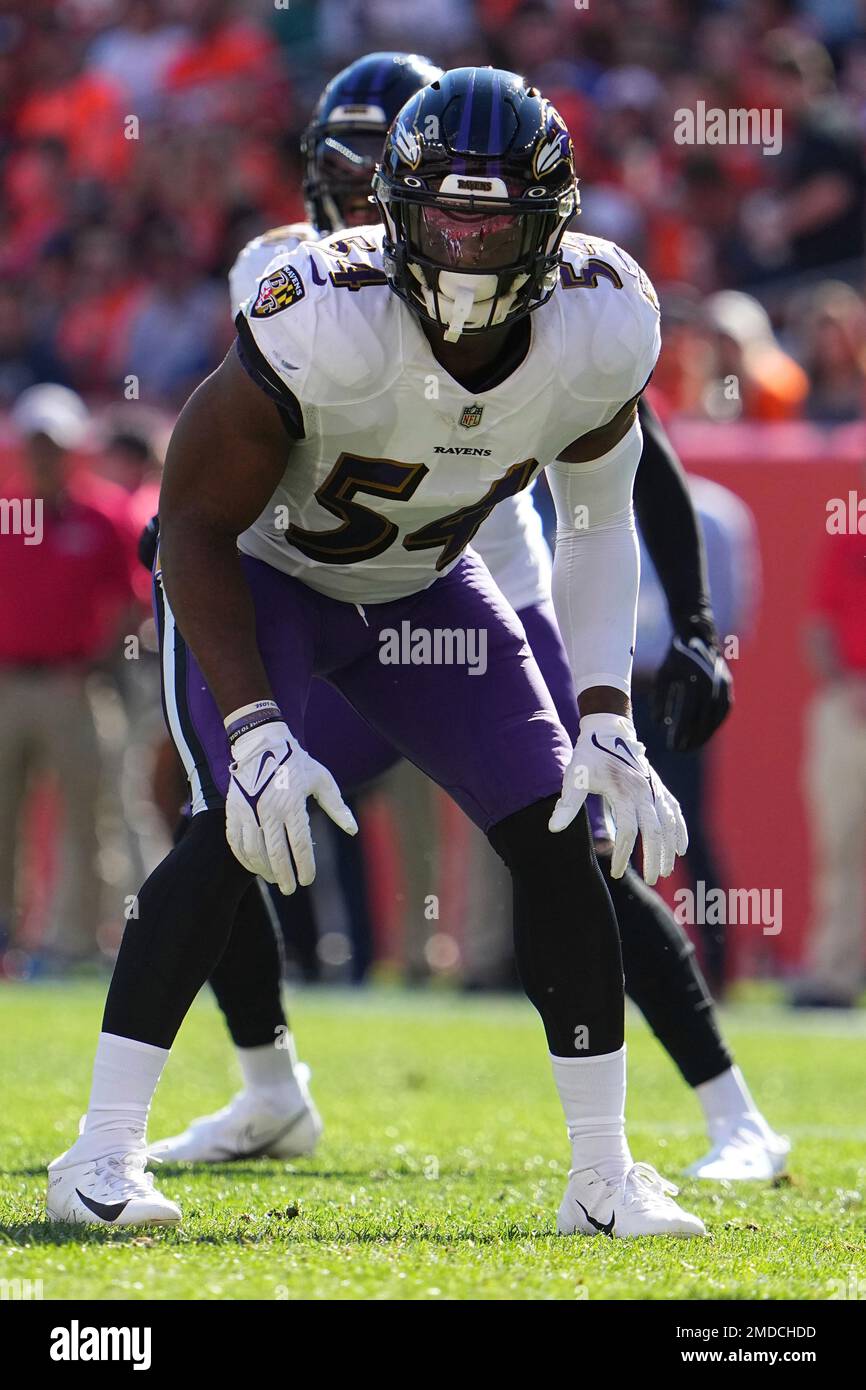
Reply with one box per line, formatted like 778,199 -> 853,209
234,314 -> 305,440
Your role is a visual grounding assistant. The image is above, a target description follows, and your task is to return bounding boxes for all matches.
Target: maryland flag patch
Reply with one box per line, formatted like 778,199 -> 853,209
251,265 -> 305,318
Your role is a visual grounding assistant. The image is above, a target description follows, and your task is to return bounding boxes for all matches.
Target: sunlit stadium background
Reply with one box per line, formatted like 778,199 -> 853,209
1,0 -> 865,1000
2,0 -> 866,1308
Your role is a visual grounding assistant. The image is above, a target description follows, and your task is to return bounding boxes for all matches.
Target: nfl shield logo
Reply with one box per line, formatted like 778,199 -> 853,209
459,403 -> 484,429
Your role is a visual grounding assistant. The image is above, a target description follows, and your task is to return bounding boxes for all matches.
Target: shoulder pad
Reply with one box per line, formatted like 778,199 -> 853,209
229,222 -> 316,317
238,230 -> 401,407
558,234 -> 660,403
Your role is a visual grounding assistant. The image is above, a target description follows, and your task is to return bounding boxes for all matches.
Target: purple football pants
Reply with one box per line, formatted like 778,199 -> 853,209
301,591 -> 609,839
157,550 -> 580,834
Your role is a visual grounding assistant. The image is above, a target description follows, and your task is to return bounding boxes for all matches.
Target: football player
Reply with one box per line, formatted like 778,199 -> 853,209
150,54 -> 786,1185
46,68 -> 725,1237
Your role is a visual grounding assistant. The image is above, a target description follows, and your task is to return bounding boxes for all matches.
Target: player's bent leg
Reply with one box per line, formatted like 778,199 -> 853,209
488,797 -> 704,1239
48,812 -> 252,1226
49,562 -> 323,1224
154,675 -> 400,1165
519,596 -> 786,1184
103,810 -> 252,1047
336,555 -> 704,1238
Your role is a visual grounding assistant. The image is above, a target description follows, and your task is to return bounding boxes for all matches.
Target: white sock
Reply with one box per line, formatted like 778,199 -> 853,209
82,1033 -> 169,1141
551,1045 -> 632,1183
237,1039 -> 300,1098
696,1065 -> 763,1137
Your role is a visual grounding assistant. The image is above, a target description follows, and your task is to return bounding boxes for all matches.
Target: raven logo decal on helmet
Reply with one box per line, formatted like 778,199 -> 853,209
393,122 -> 422,169
373,67 -> 579,341
532,107 -> 574,179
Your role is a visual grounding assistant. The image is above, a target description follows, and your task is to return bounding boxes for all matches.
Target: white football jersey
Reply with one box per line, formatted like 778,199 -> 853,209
231,221 -> 554,610
236,225 -> 659,604
471,487 -> 552,611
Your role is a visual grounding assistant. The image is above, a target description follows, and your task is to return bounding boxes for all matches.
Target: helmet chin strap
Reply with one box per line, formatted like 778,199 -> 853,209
410,267 -> 529,341
441,281 -> 478,342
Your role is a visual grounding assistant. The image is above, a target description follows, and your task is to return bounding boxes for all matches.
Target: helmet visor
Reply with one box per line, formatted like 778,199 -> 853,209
414,204 -> 528,271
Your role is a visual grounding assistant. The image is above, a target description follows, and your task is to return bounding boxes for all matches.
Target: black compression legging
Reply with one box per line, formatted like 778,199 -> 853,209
203,834 -> 733,1083
487,796 -> 625,1057
103,810 -> 254,1048
104,801 -> 731,1087
104,795 -> 626,1060
208,880 -> 287,1049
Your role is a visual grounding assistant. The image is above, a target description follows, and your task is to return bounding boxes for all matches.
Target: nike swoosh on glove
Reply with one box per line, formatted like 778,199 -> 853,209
549,712 -> 688,885
650,632 -> 733,752
225,721 -> 357,894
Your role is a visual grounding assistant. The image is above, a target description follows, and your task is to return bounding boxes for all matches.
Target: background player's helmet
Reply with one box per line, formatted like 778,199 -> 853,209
302,51 -> 443,234
373,67 -> 579,340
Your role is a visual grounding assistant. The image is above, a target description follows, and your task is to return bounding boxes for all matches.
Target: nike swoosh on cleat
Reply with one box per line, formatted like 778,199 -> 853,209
575,1198 -> 615,1237
75,1189 -> 131,1223
209,1110 -> 310,1161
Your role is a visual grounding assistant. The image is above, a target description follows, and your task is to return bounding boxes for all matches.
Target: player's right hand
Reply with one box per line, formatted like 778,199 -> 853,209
225,721 -> 358,894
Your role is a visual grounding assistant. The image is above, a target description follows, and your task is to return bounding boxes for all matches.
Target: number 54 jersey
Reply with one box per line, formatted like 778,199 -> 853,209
235,224 -> 660,604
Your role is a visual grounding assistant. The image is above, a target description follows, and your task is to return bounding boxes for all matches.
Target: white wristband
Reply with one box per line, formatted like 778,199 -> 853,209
223,700 -> 280,732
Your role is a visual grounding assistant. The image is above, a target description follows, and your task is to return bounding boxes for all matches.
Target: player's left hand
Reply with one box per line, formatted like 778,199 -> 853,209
650,631 -> 733,751
549,712 -> 688,885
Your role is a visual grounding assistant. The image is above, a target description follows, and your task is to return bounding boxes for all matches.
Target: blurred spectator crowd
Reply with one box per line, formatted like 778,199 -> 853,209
0,0 -> 865,995
0,0 -> 863,419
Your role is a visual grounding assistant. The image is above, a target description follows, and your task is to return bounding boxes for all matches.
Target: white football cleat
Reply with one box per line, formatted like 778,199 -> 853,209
685,1118 -> 791,1181
557,1162 -> 707,1239
47,1128 -> 181,1227
148,1066 -> 322,1164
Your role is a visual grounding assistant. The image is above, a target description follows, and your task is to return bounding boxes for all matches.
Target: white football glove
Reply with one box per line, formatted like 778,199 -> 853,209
549,712 -> 688,885
225,720 -> 358,895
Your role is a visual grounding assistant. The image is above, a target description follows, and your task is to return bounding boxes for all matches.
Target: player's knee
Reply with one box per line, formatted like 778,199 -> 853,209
487,794 -> 595,878
176,808 -> 251,890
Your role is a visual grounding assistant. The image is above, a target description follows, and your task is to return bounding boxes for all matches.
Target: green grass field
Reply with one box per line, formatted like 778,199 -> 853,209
2,982 -> 865,1301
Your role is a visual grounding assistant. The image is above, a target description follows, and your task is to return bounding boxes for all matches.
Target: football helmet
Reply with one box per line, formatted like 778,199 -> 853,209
373,67 -> 580,340
302,51 -> 443,234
